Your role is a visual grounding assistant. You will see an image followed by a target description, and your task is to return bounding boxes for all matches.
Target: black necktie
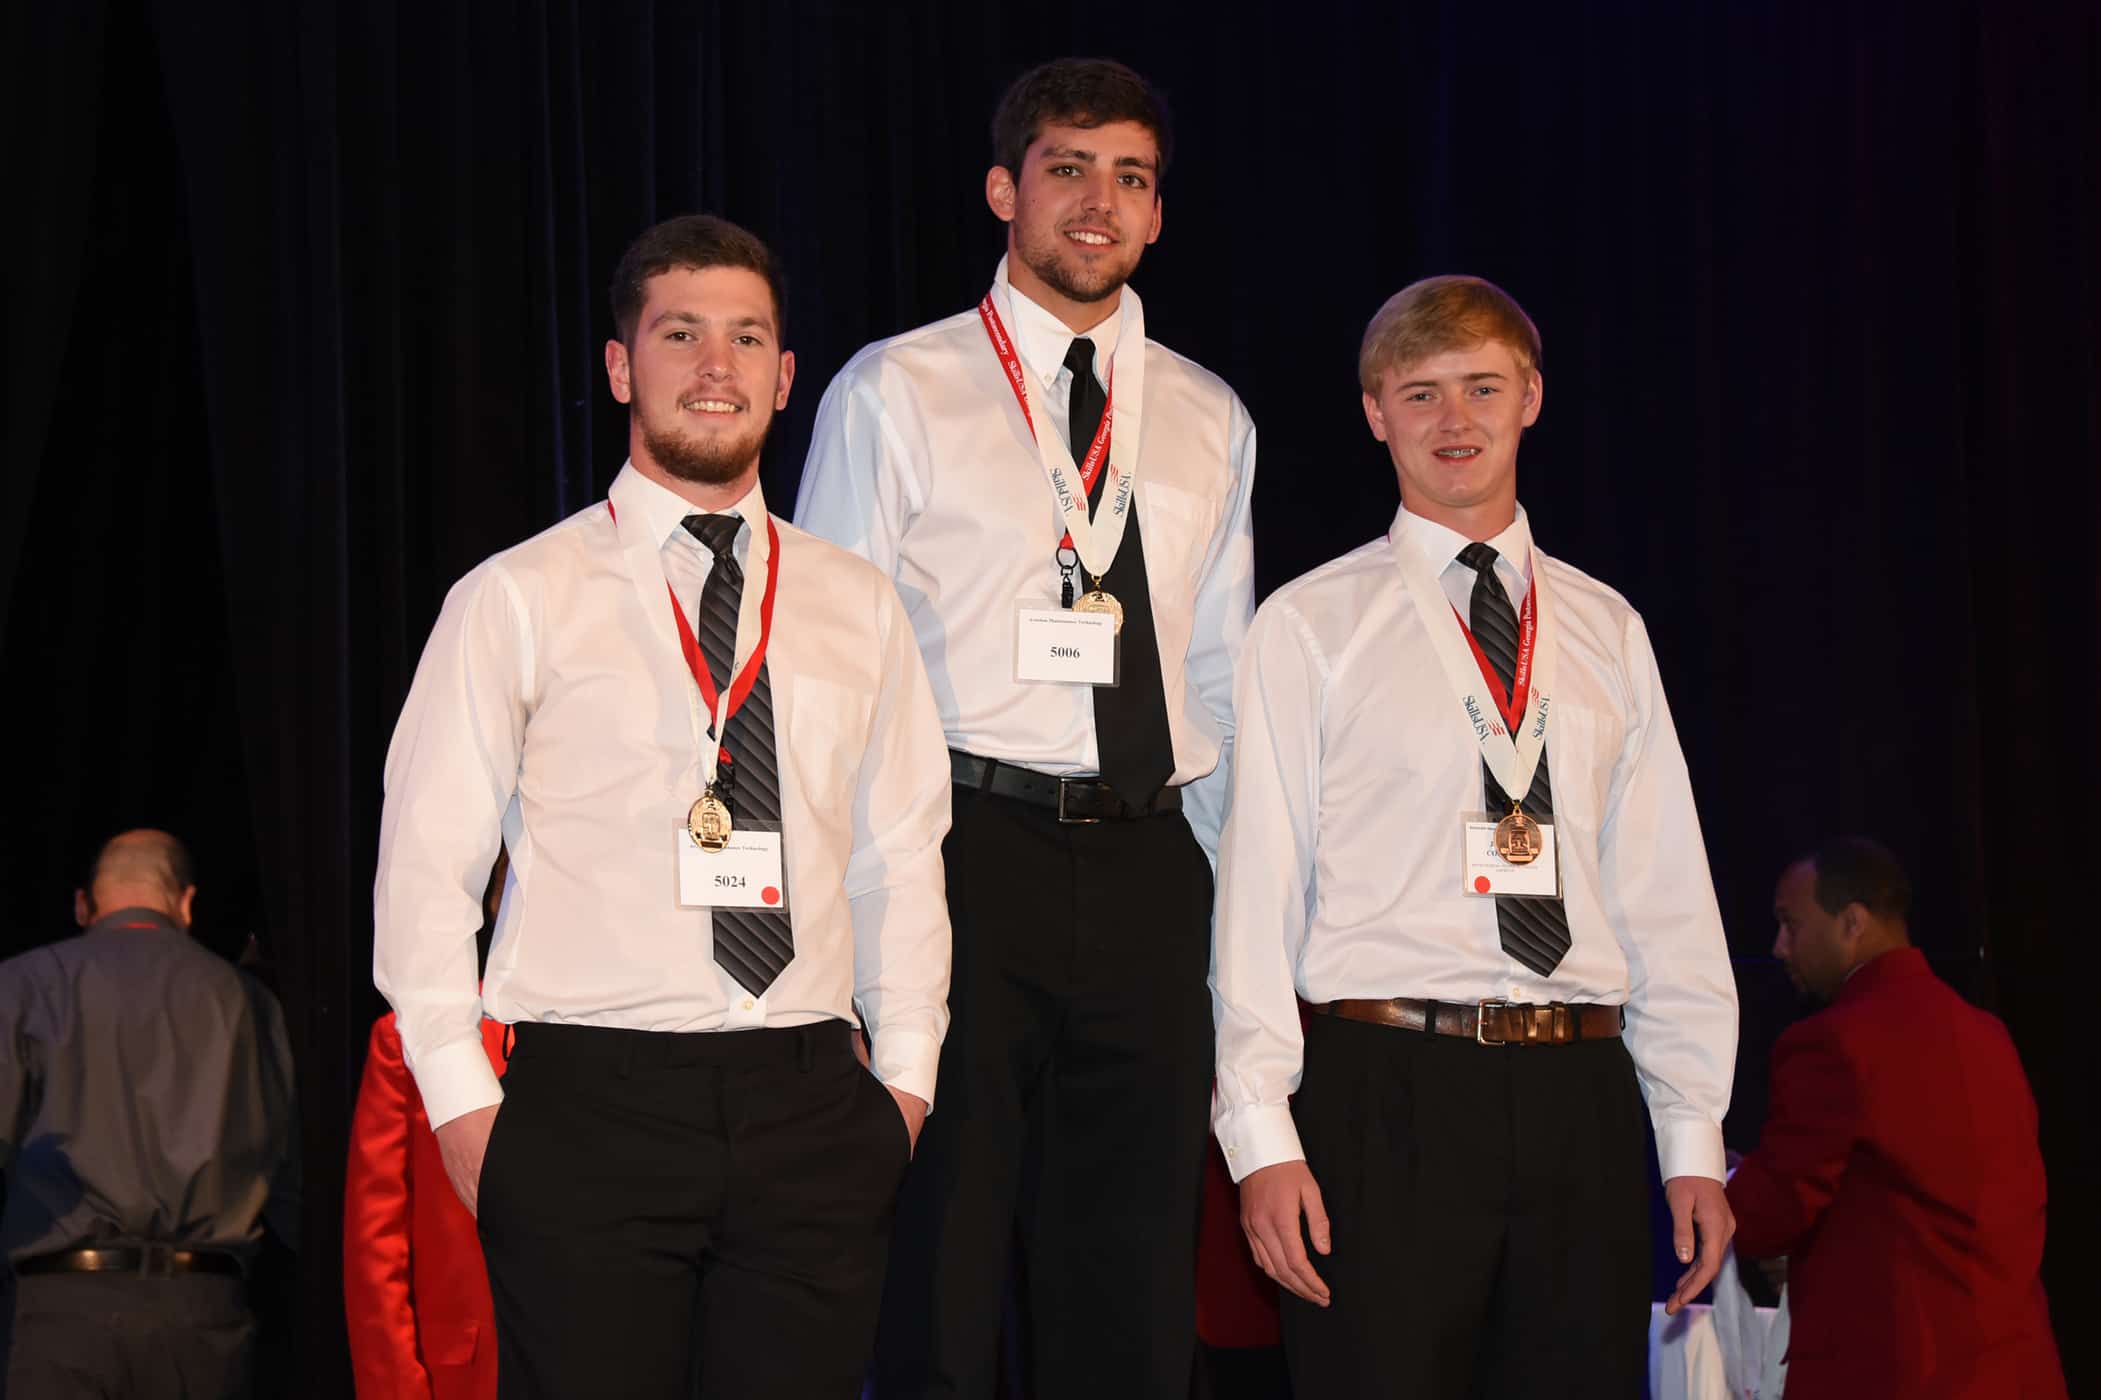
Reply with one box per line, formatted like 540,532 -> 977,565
1458,542 -> 1571,977
684,512 -> 794,995
1066,337 -> 1174,807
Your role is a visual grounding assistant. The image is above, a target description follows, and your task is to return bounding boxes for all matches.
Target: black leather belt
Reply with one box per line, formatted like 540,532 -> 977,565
14,1245 -> 244,1279
950,750 -> 1181,823
1314,996 -> 1623,1046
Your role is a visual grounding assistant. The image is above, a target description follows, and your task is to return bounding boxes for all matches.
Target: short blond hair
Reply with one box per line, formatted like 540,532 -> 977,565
1358,275 -> 1542,393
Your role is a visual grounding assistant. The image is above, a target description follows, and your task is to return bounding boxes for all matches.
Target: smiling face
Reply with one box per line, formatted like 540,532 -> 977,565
603,264 -> 795,504
987,119 -> 1163,330
1362,338 -> 1541,539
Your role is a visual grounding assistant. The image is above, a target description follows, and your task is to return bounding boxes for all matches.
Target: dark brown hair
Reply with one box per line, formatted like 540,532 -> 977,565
991,58 -> 1173,187
608,214 -> 786,346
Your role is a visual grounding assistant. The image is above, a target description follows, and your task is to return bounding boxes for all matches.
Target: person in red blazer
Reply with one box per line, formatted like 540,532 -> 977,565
1729,837 -> 2065,1400
344,1010 -> 509,1399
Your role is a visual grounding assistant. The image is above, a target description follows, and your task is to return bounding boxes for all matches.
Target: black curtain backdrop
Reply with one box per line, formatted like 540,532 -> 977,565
6,0 -> 2095,1390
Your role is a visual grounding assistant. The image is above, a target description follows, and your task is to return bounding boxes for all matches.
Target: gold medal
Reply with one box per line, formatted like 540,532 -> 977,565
1073,587 -> 1124,634
687,789 -> 734,852
1492,804 -> 1543,866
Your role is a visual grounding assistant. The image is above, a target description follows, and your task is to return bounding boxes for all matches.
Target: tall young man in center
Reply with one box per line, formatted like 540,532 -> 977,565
796,58 -> 1257,1400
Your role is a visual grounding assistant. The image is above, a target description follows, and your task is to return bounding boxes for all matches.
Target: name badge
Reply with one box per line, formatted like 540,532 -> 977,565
676,828 -> 788,910
1460,816 -> 1562,899
1014,607 -> 1118,686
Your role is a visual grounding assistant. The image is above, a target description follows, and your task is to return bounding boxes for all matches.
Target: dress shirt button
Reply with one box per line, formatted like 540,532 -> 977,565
1510,987 -> 1523,1000
740,997 -> 755,1011
1226,1147 -> 1237,1160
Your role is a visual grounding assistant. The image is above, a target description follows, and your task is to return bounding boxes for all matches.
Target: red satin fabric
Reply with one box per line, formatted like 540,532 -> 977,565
343,1013 -> 508,1400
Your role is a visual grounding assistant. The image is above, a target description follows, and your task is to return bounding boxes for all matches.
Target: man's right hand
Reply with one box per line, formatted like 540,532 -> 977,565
1238,1159 -> 1332,1306
434,1103 -> 501,1218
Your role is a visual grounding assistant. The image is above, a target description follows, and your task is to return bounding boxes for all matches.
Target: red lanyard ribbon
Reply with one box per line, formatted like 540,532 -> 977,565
977,294 -> 1115,549
670,516 -> 782,746
610,498 -> 782,751
1450,582 -> 1536,735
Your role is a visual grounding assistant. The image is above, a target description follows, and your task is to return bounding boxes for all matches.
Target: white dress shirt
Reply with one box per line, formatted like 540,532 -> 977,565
793,259 -> 1257,858
1211,505 -> 1737,1184
374,465 -> 953,1130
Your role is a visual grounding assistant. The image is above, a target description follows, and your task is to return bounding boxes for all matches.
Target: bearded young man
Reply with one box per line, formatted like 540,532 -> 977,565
374,215 -> 953,1399
795,58 -> 1256,1400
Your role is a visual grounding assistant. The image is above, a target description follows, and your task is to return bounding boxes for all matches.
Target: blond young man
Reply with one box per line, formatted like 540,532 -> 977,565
1211,278 -> 1737,1395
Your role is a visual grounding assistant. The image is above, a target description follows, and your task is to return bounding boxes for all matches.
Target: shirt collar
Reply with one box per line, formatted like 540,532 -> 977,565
1835,945 -> 1930,1004
84,906 -> 182,937
611,461 -> 770,566
994,256 -> 1123,394
1392,503 -> 1535,598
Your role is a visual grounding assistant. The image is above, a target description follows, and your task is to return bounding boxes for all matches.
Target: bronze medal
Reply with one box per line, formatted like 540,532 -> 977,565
687,789 -> 734,852
1073,588 -> 1124,634
1493,806 -> 1543,866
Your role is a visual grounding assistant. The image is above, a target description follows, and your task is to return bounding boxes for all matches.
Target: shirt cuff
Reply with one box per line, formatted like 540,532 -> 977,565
871,1028 -> 941,1111
1215,1103 -> 1306,1184
1654,1114 -> 1727,1183
412,1034 -> 506,1131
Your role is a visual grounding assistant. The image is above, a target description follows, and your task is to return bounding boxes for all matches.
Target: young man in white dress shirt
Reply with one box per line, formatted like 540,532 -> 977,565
796,58 -> 1256,1400
373,215 -> 954,1399
1212,276 -> 1738,1395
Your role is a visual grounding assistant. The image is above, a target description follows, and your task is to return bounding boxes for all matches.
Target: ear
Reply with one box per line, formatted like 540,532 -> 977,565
176,885 -> 197,929
1520,368 -> 1543,427
1145,192 -> 1163,246
985,165 -> 1018,225
1361,388 -> 1391,444
604,338 -> 633,405
73,889 -> 90,928
774,350 -> 797,411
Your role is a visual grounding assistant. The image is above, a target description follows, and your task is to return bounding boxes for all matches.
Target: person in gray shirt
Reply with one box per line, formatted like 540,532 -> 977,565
0,829 -> 298,1398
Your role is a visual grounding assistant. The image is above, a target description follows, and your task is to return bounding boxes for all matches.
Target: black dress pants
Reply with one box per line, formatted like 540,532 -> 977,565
874,787 -> 1216,1399
476,1019 -> 910,1399
1281,1014 -> 1652,1398
1,1273 -> 254,1398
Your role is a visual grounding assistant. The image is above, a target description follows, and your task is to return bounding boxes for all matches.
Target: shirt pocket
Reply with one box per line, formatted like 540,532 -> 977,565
784,673 -> 875,812
1542,701 -> 1621,837
1135,479 -> 1219,597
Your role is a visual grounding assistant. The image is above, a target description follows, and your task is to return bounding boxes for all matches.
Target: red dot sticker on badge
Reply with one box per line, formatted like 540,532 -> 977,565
762,886 -> 781,906
1473,875 -> 1492,894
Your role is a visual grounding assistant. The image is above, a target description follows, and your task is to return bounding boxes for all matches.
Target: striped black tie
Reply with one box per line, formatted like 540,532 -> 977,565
684,512 -> 793,994
1458,542 -> 1571,977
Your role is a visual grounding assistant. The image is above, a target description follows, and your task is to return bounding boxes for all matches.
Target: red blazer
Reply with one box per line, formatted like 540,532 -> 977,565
1727,948 -> 2064,1399
344,1013 -> 508,1400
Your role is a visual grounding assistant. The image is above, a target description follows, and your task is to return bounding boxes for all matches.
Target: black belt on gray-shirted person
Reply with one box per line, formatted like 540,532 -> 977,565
13,1244 -> 245,1279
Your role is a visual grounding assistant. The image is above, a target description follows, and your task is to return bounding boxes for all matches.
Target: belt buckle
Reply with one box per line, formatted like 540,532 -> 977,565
1475,997 -> 1510,1046
1056,780 -> 1102,825
139,1243 -> 173,1279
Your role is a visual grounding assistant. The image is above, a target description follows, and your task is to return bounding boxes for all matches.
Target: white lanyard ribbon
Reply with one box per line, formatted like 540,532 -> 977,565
1391,529 -> 1558,803
979,259 -> 1148,583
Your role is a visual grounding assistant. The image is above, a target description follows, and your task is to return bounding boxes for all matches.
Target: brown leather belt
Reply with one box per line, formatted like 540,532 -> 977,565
13,1246 -> 244,1279
1314,997 -> 1622,1046
950,750 -> 1181,823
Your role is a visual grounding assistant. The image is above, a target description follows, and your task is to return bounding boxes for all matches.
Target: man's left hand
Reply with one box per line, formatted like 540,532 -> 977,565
885,1085 -> 928,1156
1663,1175 -> 1735,1314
